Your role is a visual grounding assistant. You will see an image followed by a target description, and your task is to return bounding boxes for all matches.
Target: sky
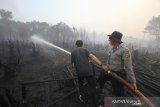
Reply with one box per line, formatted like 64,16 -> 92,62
0,0 -> 160,39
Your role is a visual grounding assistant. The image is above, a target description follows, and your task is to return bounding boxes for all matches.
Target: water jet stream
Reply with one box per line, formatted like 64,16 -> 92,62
31,36 -> 71,55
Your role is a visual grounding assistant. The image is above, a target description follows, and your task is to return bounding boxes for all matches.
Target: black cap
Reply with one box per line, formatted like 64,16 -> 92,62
108,31 -> 123,43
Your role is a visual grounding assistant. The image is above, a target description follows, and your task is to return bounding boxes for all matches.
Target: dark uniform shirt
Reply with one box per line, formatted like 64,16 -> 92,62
107,44 -> 136,83
71,47 -> 93,76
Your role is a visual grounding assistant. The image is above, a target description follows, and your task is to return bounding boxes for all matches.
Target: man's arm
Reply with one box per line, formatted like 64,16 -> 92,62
89,53 -> 102,66
89,53 -> 109,72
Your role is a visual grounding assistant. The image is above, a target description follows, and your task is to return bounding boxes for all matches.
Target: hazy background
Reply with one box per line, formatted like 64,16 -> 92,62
1,0 -> 160,39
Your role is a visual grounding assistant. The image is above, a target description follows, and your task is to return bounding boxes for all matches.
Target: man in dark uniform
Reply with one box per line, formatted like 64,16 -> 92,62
99,31 -> 137,97
71,40 -> 104,107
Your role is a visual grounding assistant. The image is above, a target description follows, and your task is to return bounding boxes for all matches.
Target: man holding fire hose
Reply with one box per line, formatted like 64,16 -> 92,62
71,40 -> 105,107
99,31 -> 137,97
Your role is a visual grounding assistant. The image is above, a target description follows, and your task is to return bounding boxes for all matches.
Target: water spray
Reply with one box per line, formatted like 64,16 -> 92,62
31,35 -> 71,55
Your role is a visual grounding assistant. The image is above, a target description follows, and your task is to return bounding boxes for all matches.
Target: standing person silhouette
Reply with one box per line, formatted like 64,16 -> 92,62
71,40 -> 105,107
99,31 -> 137,97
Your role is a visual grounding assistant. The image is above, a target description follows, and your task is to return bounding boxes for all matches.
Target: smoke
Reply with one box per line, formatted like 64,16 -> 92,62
31,35 -> 71,55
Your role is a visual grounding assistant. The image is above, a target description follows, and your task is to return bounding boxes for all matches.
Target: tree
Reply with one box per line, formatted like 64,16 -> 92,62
145,15 -> 160,41
0,9 -> 12,20
0,9 -> 13,40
